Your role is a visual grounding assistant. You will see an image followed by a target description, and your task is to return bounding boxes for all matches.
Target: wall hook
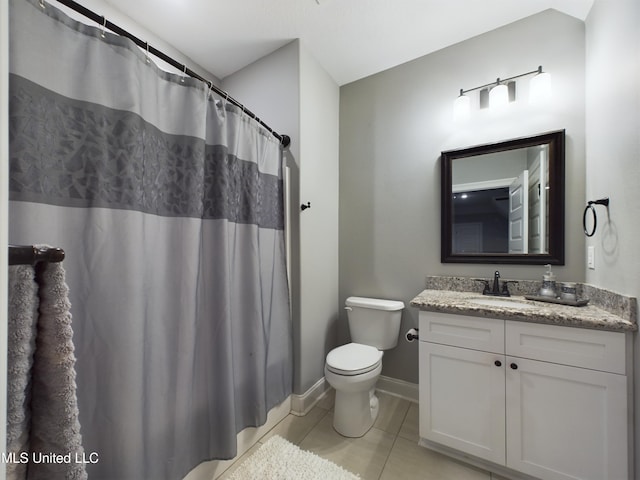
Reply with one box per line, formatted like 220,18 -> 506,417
583,197 -> 609,237
300,202 -> 311,211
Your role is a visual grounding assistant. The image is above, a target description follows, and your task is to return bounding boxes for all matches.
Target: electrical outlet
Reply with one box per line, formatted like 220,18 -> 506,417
587,246 -> 595,270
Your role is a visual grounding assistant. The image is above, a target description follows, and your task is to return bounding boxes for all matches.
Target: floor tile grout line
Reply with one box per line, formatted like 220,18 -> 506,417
299,408 -> 332,446
375,402 -> 413,479
376,428 -> 400,479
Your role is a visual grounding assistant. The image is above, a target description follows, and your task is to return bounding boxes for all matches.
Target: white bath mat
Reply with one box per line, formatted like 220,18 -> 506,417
228,435 -> 360,480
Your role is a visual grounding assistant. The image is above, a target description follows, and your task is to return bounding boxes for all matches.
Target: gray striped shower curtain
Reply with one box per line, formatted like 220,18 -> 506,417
8,1 -> 292,478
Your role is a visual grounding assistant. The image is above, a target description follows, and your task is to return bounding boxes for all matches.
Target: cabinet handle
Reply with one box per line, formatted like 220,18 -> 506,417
494,360 -> 502,367
510,363 -> 518,370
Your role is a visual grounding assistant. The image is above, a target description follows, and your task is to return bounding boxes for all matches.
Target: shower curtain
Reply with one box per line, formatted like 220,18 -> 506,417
8,1 -> 292,479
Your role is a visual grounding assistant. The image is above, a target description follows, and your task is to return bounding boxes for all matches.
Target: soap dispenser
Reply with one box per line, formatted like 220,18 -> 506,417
538,264 -> 557,298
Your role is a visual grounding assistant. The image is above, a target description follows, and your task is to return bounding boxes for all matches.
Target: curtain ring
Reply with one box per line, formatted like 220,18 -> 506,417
100,16 -> 107,38
206,82 -> 214,100
583,204 -> 597,237
145,42 -> 151,64
181,65 -> 187,83
39,0 -> 45,9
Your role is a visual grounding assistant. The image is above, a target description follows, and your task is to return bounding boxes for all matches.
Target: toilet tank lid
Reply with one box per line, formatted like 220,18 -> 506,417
345,296 -> 405,311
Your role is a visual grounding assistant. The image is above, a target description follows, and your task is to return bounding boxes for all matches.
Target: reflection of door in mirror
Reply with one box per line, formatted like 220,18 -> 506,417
527,147 -> 547,253
509,170 -> 529,253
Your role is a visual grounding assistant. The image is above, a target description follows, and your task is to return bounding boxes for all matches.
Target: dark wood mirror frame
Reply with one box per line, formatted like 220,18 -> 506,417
441,130 -> 565,265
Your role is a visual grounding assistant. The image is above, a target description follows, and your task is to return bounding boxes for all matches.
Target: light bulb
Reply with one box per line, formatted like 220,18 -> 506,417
489,83 -> 509,110
530,70 -> 551,104
453,93 -> 471,122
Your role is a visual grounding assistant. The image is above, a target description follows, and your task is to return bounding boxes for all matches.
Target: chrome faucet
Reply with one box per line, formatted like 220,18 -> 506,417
473,270 -> 517,297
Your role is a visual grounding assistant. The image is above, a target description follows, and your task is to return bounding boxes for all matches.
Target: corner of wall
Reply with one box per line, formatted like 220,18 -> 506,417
297,43 -> 340,394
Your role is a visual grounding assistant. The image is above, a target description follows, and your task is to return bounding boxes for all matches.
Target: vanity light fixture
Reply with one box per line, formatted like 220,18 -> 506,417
453,66 -> 550,121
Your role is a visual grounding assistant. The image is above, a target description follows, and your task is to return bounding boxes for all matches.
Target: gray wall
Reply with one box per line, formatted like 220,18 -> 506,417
339,9 -> 586,384
585,0 -> 640,476
298,44 -> 340,393
223,41 -> 341,395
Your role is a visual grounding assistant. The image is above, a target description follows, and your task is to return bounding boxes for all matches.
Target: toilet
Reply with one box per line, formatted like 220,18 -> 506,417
324,296 -> 404,437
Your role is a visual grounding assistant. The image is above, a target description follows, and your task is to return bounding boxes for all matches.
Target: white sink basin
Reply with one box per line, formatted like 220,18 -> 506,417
468,297 -> 535,309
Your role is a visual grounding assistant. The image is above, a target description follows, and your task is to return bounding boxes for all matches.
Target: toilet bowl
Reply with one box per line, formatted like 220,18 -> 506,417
325,342 -> 383,437
324,297 -> 404,438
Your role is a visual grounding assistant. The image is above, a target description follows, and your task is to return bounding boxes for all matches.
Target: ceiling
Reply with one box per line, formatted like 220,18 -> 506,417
103,0 -> 594,86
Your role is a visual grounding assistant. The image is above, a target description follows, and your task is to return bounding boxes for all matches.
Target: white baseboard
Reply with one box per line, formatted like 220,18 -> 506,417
289,374 -> 418,414
290,377 -> 331,416
183,395 -> 292,480
376,375 -> 419,403
288,374 -> 418,416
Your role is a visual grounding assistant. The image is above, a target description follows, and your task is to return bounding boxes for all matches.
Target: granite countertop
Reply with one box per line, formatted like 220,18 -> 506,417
410,277 -> 638,333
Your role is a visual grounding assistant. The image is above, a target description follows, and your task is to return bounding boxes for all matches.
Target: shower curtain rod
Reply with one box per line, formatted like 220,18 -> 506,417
9,245 -> 66,265
50,0 -> 291,149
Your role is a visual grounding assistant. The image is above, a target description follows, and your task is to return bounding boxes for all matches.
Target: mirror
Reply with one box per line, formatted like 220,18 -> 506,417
441,130 -> 565,265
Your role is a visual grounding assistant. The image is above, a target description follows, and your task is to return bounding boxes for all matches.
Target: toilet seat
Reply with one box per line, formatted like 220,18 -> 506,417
326,343 -> 382,376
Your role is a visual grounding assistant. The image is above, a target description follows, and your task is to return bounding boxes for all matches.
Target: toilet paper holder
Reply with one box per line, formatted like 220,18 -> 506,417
406,328 -> 419,342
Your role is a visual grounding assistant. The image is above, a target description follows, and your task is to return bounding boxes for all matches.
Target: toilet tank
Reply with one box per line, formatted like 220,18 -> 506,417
345,296 -> 405,350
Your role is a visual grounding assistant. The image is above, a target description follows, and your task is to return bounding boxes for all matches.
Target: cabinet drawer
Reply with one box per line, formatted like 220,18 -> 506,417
506,321 -> 626,374
419,311 -> 504,353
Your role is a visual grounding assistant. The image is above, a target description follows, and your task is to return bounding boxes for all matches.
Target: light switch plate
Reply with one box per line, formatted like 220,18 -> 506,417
587,246 -> 595,270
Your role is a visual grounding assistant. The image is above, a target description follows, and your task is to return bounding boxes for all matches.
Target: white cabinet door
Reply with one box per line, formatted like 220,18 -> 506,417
506,356 -> 628,480
419,342 -> 505,464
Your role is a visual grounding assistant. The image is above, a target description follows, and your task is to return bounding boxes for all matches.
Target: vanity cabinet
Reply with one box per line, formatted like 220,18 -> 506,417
419,311 -> 630,480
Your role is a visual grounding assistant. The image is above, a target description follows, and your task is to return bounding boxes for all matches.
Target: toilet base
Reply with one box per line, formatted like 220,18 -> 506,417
325,361 -> 383,438
333,388 -> 380,438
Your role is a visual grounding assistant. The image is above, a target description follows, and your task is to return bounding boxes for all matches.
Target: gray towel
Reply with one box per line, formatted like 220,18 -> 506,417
6,262 -> 87,480
7,265 -> 39,480
28,262 -> 87,480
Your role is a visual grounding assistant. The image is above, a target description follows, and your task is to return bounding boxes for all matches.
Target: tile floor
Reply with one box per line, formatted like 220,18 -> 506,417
217,390 -> 507,480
